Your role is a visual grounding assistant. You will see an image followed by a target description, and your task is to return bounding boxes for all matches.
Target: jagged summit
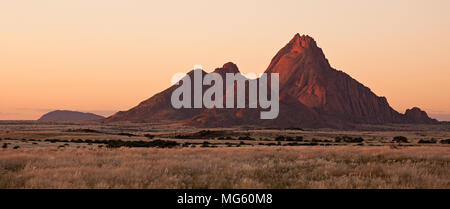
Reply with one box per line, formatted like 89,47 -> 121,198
290,33 -> 318,49
214,62 -> 240,75
265,34 -> 329,86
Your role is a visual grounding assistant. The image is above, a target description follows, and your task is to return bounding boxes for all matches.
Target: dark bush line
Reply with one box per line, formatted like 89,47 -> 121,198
258,142 -> 319,146
312,138 -> 333,143
174,130 -> 232,139
182,141 -> 252,148
70,139 -> 85,143
20,138 -> 33,142
297,142 -> 320,146
334,136 -> 364,143
117,132 -> 137,137
174,135 -> 193,139
345,137 -> 364,143
44,138 -> 108,144
293,136 -> 304,141
283,127 -> 304,131
226,142 -> 234,147
144,134 -> 155,139
185,141 -> 346,147
200,141 -> 219,148
1,138 -> 41,142
41,138 -> 178,148
418,139 -> 437,144
239,141 -> 250,145
238,136 -> 255,141
45,139 -> 70,143
217,136 -> 233,140
175,131 -> 266,141
106,139 -> 178,148
65,128 -> 103,133
440,139 -> 450,144
393,136 -> 408,143
275,136 -> 303,142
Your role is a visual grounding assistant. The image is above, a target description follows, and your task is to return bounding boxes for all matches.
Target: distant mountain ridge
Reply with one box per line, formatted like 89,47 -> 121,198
38,110 -> 105,121
104,34 -> 437,128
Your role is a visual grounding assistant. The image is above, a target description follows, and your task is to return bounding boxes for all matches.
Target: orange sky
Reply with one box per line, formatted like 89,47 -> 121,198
1,0 -> 450,120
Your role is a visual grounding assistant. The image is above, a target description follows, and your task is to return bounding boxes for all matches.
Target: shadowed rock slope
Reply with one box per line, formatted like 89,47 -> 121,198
105,34 -> 437,128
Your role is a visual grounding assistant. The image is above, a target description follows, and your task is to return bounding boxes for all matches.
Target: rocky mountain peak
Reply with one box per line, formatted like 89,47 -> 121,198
214,62 -> 240,75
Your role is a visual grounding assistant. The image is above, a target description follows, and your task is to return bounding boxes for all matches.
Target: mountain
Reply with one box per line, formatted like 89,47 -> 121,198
105,34 -> 437,128
38,110 -> 105,121
265,34 -> 404,124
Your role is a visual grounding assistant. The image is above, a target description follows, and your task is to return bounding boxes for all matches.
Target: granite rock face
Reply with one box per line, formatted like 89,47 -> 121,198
265,34 -> 405,124
105,34 -> 437,128
404,107 -> 438,124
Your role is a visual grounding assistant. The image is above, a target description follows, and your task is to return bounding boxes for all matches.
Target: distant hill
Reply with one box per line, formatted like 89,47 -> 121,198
38,110 -> 105,121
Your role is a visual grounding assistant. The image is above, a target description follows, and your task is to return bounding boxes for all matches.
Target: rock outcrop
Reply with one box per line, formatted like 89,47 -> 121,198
404,107 -> 438,124
104,34 -> 437,128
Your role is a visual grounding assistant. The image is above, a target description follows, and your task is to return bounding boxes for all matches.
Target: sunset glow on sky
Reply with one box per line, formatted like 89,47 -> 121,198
1,0 -> 450,120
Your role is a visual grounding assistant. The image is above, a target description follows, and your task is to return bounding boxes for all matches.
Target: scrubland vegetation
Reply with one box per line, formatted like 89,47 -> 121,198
0,121 -> 449,188
0,146 -> 448,189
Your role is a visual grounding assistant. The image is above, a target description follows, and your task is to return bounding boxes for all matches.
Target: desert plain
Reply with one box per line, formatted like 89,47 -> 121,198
0,121 -> 449,189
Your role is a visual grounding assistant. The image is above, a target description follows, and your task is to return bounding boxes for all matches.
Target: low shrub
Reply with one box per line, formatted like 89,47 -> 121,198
312,138 -> 333,143
295,136 -> 304,142
144,134 -> 155,139
393,136 -> 408,143
335,136 -> 364,143
238,136 -> 255,141
418,139 -> 437,144
117,133 -> 137,137
275,136 -> 285,141
66,128 -> 102,133
440,139 -> 450,144
344,137 -> 364,143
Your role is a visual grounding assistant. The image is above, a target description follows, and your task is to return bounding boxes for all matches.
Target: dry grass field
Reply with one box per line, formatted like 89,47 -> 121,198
0,121 -> 449,189
0,146 -> 449,189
